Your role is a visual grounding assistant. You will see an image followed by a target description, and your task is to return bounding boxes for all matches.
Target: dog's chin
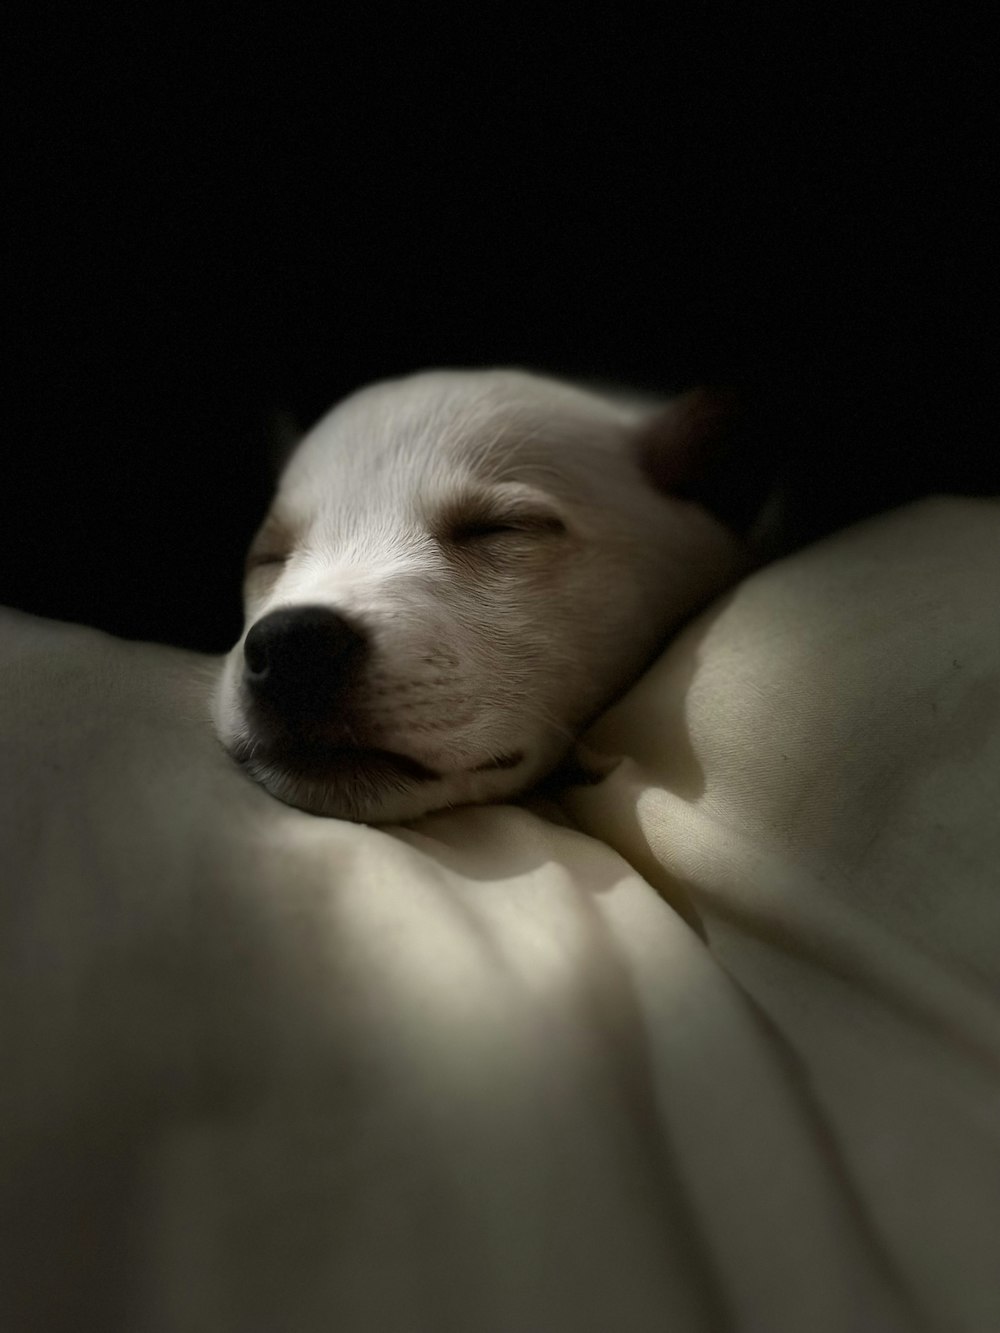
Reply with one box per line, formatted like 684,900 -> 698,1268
230,740 -> 433,823
230,737 -> 541,824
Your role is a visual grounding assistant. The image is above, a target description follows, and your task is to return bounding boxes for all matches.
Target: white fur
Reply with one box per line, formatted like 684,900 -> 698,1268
213,368 -> 748,822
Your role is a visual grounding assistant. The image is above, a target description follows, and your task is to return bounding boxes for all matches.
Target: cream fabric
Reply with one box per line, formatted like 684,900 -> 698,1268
2,497 -> 998,1331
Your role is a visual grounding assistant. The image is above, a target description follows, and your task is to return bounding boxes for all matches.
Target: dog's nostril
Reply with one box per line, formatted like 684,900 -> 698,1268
242,606 -> 368,713
243,626 -> 272,679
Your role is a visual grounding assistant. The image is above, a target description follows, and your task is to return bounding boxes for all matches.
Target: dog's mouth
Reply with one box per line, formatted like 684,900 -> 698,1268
232,737 -> 440,787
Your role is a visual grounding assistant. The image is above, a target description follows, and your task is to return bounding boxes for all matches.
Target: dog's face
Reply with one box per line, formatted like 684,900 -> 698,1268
214,369 -> 748,822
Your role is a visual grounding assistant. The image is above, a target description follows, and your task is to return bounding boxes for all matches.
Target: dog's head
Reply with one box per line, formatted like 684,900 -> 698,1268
213,369 -> 750,822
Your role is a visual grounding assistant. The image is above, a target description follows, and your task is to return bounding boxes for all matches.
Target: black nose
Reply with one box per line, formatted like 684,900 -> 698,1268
242,606 -> 368,719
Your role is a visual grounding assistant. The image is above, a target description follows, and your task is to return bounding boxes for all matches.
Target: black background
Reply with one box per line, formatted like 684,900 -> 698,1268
3,9 -> 994,652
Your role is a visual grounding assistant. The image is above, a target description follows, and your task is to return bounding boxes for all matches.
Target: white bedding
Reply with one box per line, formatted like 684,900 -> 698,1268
2,497 -> 999,1331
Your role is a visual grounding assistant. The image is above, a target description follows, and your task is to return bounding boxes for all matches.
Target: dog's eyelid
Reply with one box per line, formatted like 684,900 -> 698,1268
246,550 -> 288,570
444,508 -> 567,544
245,512 -> 297,573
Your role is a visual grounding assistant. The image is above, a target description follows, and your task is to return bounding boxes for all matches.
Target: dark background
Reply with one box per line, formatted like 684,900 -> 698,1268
3,10 -> 994,652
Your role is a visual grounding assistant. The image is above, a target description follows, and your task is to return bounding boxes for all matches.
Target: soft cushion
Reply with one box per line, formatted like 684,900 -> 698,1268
2,496 -> 998,1331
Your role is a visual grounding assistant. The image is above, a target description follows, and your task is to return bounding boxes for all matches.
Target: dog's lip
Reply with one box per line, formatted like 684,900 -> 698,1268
468,749 -> 525,772
234,737 -> 440,784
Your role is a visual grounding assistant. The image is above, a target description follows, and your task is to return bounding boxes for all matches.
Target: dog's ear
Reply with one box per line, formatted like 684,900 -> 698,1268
634,386 -> 775,536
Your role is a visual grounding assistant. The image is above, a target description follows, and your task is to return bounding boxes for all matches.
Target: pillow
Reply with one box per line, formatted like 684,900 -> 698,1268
2,497 -> 998,1331
564,496 -> 1000,1330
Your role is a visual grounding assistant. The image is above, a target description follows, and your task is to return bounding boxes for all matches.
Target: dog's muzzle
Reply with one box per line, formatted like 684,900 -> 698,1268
237,604 -> 441,788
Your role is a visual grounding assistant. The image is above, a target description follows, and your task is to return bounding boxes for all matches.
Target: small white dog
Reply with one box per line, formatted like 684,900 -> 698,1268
213,369 -> 752,822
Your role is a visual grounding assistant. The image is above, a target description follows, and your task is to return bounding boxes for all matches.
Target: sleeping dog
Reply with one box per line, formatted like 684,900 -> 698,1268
213,369 -> 759,822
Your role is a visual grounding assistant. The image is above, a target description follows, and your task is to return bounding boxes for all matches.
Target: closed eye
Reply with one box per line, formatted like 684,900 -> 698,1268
245,550 -> 289,573
245,513 -> 296,576
446,512 -> 567,545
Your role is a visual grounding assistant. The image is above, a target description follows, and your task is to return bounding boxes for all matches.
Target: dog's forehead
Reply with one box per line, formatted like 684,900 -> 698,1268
278,370 -> 639,512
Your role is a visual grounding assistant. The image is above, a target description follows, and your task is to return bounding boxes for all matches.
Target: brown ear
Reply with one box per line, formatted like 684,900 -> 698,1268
634,386 -> 740,492
634,386 -> 772,535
